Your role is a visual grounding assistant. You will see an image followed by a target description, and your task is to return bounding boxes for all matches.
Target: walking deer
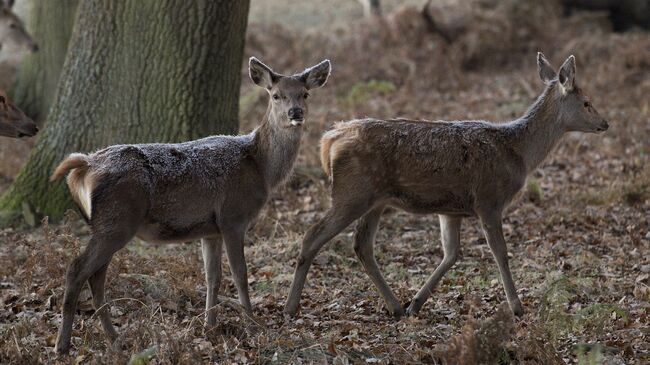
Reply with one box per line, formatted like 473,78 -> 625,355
50,57 -> 331,354
0,90 -> 37,137
284,53 -> 608,318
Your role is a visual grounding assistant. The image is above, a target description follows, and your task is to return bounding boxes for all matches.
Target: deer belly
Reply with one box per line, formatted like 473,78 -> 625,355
389,188 -> 473,216
136,220 -> 220,244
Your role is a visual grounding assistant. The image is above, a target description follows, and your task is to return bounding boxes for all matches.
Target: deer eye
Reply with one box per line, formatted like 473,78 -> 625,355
272,94 -> 280,100
584,102 -> 591,108
303,93 -> 310,99
9,23 -> 16,29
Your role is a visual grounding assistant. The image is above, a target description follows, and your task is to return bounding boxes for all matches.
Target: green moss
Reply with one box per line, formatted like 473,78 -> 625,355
342,80 -> 396,109
526,177 -> 543,204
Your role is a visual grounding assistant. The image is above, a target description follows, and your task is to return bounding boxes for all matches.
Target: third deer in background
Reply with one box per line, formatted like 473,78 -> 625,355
284,53 -> 609,318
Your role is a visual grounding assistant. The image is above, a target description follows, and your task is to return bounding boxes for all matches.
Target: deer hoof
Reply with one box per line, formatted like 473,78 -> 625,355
510,300 -> 524,317
388,305 -> 405,318
404,299 -> 423,316
54,341 -> 70,355
283,305 -> 300,318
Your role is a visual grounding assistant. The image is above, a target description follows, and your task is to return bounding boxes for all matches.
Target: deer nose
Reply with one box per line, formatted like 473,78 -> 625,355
598,120 -> 609,132
288,108 -> 304,121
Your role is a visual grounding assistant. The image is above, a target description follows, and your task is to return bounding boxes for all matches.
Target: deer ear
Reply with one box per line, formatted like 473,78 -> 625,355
249,57 -> 280,89
299,59 -> 331,90
558,55 -> 576,94
537,52 -> 555,85
1,0 -> 14,9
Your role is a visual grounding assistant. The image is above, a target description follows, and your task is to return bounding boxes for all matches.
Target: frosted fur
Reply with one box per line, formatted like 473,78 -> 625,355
90,134 -> 254,193
51,58 -> 332,354
284,53 -> 609,318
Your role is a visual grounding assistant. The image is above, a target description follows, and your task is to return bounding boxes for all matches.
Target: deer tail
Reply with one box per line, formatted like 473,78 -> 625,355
50,153 -> 89,181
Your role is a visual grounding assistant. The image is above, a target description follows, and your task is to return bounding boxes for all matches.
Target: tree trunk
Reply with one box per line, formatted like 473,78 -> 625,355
10,0 -> 80,122
0,0 -> 250,224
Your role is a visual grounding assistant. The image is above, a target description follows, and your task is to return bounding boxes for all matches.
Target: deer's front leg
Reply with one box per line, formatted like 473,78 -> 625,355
406,214 -> 462,316
222,226 -> 253,314
478,211 -> 523,317
201,236 -> 223,327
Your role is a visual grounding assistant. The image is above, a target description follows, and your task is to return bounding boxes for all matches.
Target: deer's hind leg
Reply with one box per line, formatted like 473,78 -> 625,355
406,214 -> 462,316
55,228 -> 136,354
88,263 -> 118,341
55,181 -> 146,354
353,205 -> 404,317
284,200 -> 374,315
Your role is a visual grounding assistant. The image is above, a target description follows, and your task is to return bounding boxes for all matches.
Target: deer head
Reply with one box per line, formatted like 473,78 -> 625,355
537,52 -> 609,133
249,57 -> 331,128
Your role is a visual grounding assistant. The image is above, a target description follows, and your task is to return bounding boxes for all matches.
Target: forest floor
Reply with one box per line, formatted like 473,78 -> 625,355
1,0 -> 649,364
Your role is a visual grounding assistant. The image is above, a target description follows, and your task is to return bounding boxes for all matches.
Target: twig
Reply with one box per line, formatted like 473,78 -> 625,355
90,297 -> 150,321
214,295 -> 266,329
12,329 -> 22,357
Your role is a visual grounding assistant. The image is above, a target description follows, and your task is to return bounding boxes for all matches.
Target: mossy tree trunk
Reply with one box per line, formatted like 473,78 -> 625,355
10,0 -> 80,123
0,0 -> 250,224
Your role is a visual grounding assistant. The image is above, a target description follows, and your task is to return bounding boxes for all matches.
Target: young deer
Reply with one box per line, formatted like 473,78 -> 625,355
50,57 -> 331,354
0,90 -> 37,137
284,53 -> 608,318
0,0 -> 38,55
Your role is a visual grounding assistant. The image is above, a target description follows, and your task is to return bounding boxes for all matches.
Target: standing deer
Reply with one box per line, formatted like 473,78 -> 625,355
284,53 -> 608,318
0,90 -> 37,137
50,57 -> 331,354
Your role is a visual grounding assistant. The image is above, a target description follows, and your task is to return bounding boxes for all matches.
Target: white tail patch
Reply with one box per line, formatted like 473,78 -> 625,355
67,169 -> 95,219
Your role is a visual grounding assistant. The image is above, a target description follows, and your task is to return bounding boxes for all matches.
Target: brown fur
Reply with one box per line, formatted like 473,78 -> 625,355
285,53 -> 609,319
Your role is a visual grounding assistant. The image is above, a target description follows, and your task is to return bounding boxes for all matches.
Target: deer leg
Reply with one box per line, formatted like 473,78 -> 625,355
222,225 -> 252,315
55,232 -> 131,354
353,206 -> 403,317
478,211 -> 523,317
284,204 -> 369,315
406,214 -> 462,316
88,262 -> 118,341
201,236 -> 223,327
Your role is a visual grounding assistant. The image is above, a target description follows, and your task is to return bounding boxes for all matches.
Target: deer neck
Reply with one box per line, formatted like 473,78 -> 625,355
511,82 -> 566,173
252,106 -> 303,189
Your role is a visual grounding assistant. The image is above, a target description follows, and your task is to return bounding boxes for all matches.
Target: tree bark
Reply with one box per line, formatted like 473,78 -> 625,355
0,0 -> 250,224
10,0 -> 80,122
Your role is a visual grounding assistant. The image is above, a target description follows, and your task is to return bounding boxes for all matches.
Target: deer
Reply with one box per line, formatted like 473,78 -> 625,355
0,0 -> 39,90
0,0 -> 38,56
0,90 -> 37,137
49,57 -> 331,354
284,53 -> 609,319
